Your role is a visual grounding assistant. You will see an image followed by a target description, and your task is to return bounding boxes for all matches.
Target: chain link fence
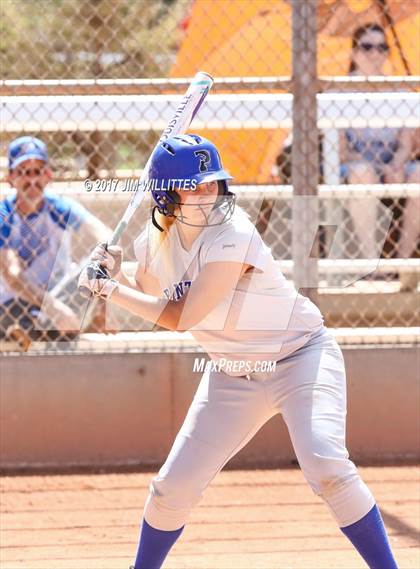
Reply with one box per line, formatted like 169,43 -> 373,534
0,0 -> 419,353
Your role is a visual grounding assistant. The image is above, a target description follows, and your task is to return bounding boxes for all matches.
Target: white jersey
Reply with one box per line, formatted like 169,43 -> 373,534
134,207 -> 324,374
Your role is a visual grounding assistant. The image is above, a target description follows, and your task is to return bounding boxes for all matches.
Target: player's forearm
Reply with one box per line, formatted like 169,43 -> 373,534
1,265 -> 69,324
1,268 -> 46,307
110,283 -> 181,330
0,249 -> 51,307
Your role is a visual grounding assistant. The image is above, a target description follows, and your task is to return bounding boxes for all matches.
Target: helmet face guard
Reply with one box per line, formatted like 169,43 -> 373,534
152,182 -> 236,228
149,135 -> 235,228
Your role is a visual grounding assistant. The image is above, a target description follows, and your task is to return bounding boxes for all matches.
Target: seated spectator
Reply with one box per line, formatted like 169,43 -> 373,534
397,126 -> 419,260
0,136 -> 110,347
273,23 -> 418,261
340,23 -> 419,259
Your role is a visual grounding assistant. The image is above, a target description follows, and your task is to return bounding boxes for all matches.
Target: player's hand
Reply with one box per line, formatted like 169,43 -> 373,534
90,242 -> 122,278
78,262 -> 119,300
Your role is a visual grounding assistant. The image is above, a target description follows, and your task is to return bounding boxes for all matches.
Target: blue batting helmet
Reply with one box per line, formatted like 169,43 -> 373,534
149,134 -> 233,218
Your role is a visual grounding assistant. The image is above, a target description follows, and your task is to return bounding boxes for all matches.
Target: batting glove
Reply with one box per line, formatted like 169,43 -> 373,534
90,242 -> 122,278
78,261 -> 119,300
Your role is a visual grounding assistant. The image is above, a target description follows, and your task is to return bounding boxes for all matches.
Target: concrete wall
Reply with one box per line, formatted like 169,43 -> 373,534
0,346 -> 418,471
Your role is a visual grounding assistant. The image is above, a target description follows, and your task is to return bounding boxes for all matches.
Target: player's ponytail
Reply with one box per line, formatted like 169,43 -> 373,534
149,206 -> 178,275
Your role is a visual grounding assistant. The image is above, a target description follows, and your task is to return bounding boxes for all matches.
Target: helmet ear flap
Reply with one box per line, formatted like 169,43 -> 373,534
157,189 -> 181,217
217,180 -> 228,195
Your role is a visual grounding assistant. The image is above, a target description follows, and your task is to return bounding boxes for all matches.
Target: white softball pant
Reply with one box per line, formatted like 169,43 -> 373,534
144,328 -> 375,530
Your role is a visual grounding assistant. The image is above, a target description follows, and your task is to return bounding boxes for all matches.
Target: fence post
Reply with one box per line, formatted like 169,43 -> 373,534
291,0 -> 319,303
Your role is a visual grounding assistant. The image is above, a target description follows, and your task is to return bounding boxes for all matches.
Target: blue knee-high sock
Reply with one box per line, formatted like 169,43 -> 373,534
132,519 -> 184,569
341,504 -> 398,569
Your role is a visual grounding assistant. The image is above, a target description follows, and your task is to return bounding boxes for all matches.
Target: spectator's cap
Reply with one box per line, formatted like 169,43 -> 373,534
8,136 -> 48,171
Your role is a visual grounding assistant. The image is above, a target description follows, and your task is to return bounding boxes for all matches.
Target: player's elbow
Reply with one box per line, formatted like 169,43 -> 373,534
156,300 -> 196,332
159,316 -> 191,333
172,321 -> 191,333
171,313 -> 202,332
156,301 -> 183,332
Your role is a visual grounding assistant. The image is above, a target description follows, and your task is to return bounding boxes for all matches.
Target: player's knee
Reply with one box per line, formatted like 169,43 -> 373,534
302,456 -> 374,527
150,472 -> 202,510
302,453 -> 358,496
143,473 -> 202,531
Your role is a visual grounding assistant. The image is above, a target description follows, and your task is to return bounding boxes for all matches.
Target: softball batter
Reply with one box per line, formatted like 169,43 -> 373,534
79,135 -> 398,569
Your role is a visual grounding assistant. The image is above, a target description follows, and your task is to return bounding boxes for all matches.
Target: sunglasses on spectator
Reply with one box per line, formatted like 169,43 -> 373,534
357,42 -> 389,53
14,167 -> 47,177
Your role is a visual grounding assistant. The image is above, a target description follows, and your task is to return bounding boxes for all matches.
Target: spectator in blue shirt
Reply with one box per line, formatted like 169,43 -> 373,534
0,136 -> 110,345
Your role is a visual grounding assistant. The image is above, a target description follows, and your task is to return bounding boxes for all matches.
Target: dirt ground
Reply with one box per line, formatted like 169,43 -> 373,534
1,465 -> 419,569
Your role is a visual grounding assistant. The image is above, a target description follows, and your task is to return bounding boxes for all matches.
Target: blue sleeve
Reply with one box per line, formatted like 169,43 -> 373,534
46,193 -> 92,231
0,198 -> 14,249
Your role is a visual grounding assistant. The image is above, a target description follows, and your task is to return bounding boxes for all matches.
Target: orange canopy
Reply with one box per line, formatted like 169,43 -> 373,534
171,0 -> 419,183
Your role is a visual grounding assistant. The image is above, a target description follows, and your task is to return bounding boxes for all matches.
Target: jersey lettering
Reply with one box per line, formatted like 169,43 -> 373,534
163,279 -> 192,301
